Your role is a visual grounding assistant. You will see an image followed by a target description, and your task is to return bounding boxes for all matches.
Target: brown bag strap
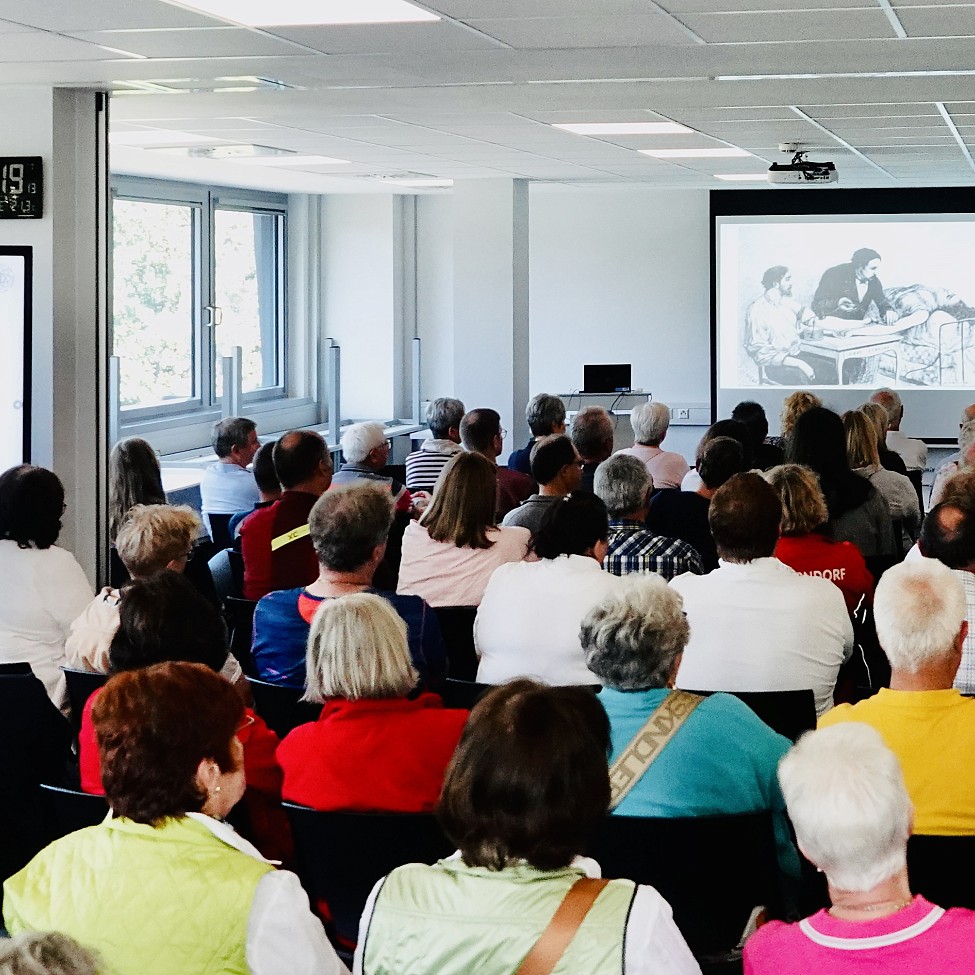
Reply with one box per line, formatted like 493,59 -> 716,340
513,877 -> 610,975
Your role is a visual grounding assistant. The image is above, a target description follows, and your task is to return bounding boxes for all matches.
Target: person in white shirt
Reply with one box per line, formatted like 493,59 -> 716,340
672,472 -> 853,716
199,416 -> 261,516
477,492 -> 623,686
616,401 -> 689,490
870,388 -> 927,472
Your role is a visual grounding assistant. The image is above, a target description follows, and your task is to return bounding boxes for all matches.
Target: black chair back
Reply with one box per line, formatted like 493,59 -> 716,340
225,596 -> 258,677
439,678 -> 493,711
589,812 -> 783,957
209,548 -> 243,601
907,834 -> 975,909
62,668 -> 109,735
679,688 -> 816,743
206,512 -> 234,551
246,677 -> 320,738
283,804 -> 453,946
39,784 -> 109,840
432,607 -> 478,680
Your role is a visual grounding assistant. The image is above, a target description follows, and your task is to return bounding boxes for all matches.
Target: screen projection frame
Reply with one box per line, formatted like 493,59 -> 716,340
710,187 -> 975,442
0,245 -> 32,464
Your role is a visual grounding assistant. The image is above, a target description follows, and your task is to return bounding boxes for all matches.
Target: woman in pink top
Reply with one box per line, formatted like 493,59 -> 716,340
744,723 -> 975,974
615,401 -> 689,489
397,452 -> 530,607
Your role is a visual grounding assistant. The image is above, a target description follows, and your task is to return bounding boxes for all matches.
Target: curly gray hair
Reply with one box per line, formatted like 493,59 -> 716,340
593,454 -> 651,518
581,578 -> 689,690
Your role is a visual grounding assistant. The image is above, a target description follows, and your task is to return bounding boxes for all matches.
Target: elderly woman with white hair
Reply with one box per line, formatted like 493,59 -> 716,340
930,417 -> 975,507
744,723 -> 975,974
277,592 -> 467,811
332,421 -> 414,515
616,401 -> 689,490
581,577 -> 798,880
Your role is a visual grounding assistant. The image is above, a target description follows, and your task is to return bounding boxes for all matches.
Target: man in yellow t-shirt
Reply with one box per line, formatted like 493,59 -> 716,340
819,558 -> 975,835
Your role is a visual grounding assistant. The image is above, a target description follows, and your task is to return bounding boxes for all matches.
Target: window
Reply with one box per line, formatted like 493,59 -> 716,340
111,178 -> 287,419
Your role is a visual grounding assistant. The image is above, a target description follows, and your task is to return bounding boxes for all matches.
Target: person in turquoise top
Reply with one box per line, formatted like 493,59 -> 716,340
581,577 -> 800,885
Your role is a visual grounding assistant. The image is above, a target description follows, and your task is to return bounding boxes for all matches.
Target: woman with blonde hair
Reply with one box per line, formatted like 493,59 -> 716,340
277,592 -> 467,811
843,410 -> 920,546
779,390 -> 822,443
860,402 -> 909,476
764,464 -> 873,614
397,451 -> 529,606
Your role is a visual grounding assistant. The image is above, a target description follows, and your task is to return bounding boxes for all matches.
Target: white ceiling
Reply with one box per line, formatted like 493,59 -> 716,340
5,0 -> 975,191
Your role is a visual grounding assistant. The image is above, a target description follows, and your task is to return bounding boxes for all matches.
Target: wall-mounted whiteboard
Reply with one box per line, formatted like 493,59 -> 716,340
0,246 -> 31,467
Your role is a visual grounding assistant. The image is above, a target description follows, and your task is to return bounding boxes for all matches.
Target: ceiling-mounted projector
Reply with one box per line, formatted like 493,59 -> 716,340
768,144 -> 838,185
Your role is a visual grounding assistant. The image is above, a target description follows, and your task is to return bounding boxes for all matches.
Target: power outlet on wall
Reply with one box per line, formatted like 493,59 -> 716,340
676,408 -> 690,420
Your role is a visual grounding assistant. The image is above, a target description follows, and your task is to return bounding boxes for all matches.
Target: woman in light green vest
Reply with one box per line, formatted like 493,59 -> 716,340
354,679 -> 700,975
3,661 -> 345,975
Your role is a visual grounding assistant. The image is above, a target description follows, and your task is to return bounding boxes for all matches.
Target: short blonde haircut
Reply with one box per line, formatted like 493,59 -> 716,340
115,503 -> 201,578
763,464 -> 828,535
779,391 -> 822,440
843,410 -> 881,469
304,592 -> 417,703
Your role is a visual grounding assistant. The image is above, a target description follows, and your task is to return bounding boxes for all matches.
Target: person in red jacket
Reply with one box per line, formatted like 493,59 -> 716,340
277,592 -> 467,811
765,463 -> 873,615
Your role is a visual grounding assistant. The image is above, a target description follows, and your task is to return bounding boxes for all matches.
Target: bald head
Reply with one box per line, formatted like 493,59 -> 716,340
963,404 -> 975,425
273,430 -> 332,493
920,501 -> 975,571
870,388 -> 903,429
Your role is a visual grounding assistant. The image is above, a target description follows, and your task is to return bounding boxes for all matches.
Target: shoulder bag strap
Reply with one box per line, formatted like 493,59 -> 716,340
513,876 -> 610,975
608,689 -> 704,810
271,522 -> 311,551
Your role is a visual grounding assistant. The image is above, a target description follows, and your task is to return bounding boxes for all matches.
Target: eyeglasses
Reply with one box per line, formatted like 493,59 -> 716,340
384,439 -> 393,450
500,428 -> 508,439
235,713 -> 256,737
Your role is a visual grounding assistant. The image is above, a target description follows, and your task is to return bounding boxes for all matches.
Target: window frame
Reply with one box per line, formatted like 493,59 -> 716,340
111,176 -> 290,425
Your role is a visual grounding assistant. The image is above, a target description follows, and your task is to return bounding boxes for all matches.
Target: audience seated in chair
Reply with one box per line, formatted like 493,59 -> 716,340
672,473 -> 853,716
0,465 -> 92,707
616,401 -> 689,490
251,483 -> 446,689
744,723 -> 975,974
732,400 -> 784,471
595,454 -> 703,581
860,400 -> 910,476
581,577 -> 799,882
65,503 -> 201,674
3,662 -> 344,975
764,463 -> 873,615
820,558 -> 975,835
75,572 -> 286,862
228,441 -> 283,538
239,429 -> 333,600
459,407 -> 534,520
397,452 -> 529,607
678,418 -> 753,494
331,421 -> 413,516
108,437 -> 167,543
353,679 -> 699,975
571,405 -> 615,493
506,392 -> 566,478
647,435 -> 745,572
199,416 -> 261,519
501,434 -> 583,535
477,492 -> 623,687
404,397 -> 465,493
278,593 -> 467,812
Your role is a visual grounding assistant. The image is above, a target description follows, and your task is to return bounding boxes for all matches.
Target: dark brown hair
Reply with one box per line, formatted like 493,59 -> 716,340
437,680 -> 610,871
708,472 -> 782,562
421,452 -> 497,549
0,465 -> 65,549
93,661 -> 244,825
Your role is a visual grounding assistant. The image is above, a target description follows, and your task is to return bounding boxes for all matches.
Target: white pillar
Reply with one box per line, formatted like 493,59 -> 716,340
452,179 -> 530,452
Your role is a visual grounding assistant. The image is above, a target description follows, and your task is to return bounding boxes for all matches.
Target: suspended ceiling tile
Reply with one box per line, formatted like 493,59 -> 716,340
67,27 -> 310,59
4,0 -> 220,31
462,15 -> 697,48
680,8 -> 897,43
263,21 -> 505,54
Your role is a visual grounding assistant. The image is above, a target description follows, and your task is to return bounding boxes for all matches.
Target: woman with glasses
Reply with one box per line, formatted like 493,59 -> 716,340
0,464 -> 92,705
3,662 -> 344,975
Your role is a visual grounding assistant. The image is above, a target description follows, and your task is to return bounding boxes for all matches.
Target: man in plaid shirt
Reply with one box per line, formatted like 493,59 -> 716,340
594,454 -> 703,581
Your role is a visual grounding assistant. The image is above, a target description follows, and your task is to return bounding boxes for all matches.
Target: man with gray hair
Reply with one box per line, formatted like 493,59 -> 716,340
332,420 -> 413,515
870,387 -> 927,473
507,393 -> 566,477
199,415 -> 260,516
616,401 -> 689,489
405,396 -> 465,493
820,557 -> 975,835
571,405 -> 614,493
595,454 -> 702,581
251,483 -> 445,689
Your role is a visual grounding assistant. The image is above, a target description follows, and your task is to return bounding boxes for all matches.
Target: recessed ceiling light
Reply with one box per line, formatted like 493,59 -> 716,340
715,174 -> 769,182
109,129 -> 222,147
552,122 -> 692,135
639,148 -> 752,159
385,178 -> 453,187
169,0 -> 440,27
233,154 -> 351,166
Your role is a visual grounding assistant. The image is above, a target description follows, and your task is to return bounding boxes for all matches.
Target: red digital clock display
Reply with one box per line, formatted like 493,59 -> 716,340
0,157 -> 43,219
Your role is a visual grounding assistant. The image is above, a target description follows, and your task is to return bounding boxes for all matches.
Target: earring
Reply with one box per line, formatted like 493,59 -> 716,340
213,785 -> 222,795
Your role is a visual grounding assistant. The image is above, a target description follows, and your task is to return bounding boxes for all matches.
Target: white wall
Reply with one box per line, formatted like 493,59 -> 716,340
415,194 -> 455,402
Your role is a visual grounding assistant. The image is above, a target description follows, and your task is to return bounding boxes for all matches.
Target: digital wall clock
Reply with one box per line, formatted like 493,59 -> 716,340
0,157 -> 42,219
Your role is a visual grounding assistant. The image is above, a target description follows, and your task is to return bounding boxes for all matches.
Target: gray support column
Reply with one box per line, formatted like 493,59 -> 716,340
452,179 -> 530,454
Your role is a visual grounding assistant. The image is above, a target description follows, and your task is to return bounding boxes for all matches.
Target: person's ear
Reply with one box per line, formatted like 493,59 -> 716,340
195,758 -> 220,797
